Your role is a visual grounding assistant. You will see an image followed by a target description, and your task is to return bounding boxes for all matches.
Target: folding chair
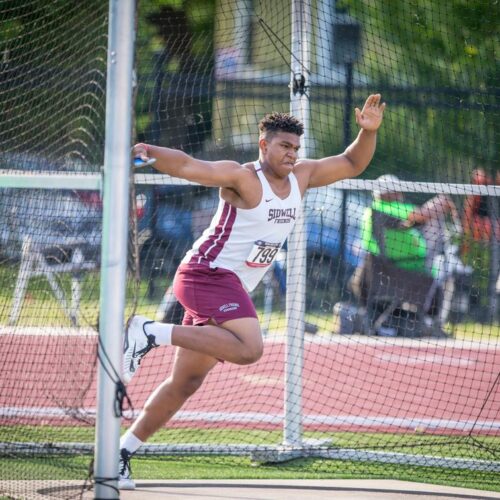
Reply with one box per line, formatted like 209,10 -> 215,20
9,235 -> 97,326
360,253 -> 443,337
354,208 -> 445,337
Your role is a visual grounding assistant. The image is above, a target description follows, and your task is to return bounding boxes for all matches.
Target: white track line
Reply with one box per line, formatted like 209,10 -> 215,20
1,407 -> 499,432
0,326 -> 97,336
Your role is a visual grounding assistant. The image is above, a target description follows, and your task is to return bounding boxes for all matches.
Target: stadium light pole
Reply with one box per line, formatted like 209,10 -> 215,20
332,13 -> 361,290
339,60 -> 353,287
94,1 -> 135,498
284,0 -> 312,449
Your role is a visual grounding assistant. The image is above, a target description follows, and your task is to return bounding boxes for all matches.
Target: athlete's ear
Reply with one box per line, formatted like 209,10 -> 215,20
258,137 -> 268,153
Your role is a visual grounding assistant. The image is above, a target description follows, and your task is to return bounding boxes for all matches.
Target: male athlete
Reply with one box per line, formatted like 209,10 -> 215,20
119,93 -> 385,488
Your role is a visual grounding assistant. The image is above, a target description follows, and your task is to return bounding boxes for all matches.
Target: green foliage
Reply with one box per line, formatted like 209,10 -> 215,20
337,0 -> 499,88
134,0 -> 216,146
0,1 -> 107,163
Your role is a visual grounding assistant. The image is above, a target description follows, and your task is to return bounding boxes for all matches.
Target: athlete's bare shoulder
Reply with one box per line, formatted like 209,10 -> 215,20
220,160 -> 262,208
291,159 -> 315,196
240,160 -> 257,172
234,161 -> 261,184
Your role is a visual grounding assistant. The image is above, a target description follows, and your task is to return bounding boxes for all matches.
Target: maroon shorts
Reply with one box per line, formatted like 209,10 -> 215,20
172,263 -> 258,326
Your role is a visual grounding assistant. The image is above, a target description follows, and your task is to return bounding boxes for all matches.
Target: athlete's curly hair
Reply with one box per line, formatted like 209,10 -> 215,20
258,112 -> 304,139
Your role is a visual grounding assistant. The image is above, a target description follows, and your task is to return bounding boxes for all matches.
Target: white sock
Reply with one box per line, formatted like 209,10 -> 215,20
120,430 -> 143,454
144,320 -> 173,346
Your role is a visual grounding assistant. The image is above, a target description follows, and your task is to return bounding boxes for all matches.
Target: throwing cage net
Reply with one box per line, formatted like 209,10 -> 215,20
1,0 -> 499,498
0,1 -> 107,498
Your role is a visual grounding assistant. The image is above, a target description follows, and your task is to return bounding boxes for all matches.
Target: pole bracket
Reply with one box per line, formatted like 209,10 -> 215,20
291,73 -> 308,96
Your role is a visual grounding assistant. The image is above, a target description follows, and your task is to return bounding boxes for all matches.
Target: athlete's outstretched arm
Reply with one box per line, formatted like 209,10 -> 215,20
300,94 -> 386,188
133,143 -> 246,189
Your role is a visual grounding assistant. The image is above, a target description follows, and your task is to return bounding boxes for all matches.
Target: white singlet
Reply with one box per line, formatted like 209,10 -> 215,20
182,160 -> 303,291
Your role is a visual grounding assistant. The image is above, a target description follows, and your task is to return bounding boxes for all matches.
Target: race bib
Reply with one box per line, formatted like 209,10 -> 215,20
245,240 -> 281,268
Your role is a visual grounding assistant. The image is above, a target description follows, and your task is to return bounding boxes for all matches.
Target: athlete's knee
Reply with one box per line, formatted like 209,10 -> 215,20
236,339 -> 263,365
221,318 -> 264,364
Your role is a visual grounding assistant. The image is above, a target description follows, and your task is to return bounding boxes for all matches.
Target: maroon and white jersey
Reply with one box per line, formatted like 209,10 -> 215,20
181,161 -> 303,291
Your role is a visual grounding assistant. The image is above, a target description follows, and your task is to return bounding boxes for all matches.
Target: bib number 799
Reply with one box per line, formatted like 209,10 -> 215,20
246,241 -> 280,268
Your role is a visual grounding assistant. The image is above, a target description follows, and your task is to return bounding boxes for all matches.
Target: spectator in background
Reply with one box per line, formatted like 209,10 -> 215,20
362,174 -> 460,275
462,168 -> 500,251
350,174 -> 461,300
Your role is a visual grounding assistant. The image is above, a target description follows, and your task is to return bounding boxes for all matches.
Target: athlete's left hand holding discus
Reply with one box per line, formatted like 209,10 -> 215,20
119,94 -> 386,490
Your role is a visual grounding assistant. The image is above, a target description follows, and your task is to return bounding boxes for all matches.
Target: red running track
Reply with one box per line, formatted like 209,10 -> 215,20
1,335 -> 499,434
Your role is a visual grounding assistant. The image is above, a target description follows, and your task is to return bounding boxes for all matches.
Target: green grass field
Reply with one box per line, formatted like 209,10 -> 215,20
2,454 -> 499,492
1,426 -> 499,491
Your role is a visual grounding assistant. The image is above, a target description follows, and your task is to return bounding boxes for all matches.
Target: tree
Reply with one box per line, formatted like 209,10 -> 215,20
338,0 -> 498,88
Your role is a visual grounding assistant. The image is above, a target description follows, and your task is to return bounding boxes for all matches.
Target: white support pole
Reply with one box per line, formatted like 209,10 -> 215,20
284,0 -> 311,447
316,0 -> 336,80
94,1 -> 135,498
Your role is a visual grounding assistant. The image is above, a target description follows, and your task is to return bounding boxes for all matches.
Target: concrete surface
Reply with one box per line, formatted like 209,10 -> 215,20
2,479 -> 500,499
117,479 -> 500,500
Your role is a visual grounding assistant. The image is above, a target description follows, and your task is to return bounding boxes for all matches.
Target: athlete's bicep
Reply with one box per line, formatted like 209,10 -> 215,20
305,155 -> 357,188
178,159 -> 244,188
294,155 -> 355,190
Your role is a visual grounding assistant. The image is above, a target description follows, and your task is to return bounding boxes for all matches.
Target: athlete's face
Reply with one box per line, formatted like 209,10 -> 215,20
259,132 -> 301,176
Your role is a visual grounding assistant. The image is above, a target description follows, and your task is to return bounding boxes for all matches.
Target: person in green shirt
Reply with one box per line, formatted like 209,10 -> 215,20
361,174 -> 460,276
350,174 -> 460,305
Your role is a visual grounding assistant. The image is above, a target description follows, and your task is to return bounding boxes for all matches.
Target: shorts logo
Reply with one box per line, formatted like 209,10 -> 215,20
219,302 -> 240,313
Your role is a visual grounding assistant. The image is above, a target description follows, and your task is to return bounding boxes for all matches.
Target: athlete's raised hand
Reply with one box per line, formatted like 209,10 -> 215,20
355,94 -> 386,132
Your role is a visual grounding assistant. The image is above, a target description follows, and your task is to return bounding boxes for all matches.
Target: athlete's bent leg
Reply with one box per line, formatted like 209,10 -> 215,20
120,315 -> 263,490
129,347 -> 218,442
171,317 -> 263,365
125,316 -> 264,440
123,315 -> 263,384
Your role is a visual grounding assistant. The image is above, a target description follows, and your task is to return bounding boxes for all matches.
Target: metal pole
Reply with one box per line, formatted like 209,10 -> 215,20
284,0 -> 311,447
488,196 -> 498,321
94,1 -> 135,498
343,62 -> 354,149
340,61 -> 353,289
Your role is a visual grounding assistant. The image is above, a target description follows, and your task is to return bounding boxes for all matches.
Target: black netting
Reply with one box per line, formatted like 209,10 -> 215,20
0,0 -> 498,497
125,0 -> 499,491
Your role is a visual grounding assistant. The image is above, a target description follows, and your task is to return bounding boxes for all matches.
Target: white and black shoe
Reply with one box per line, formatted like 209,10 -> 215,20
118,448 -> 135,490
123,315 -> 158,383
